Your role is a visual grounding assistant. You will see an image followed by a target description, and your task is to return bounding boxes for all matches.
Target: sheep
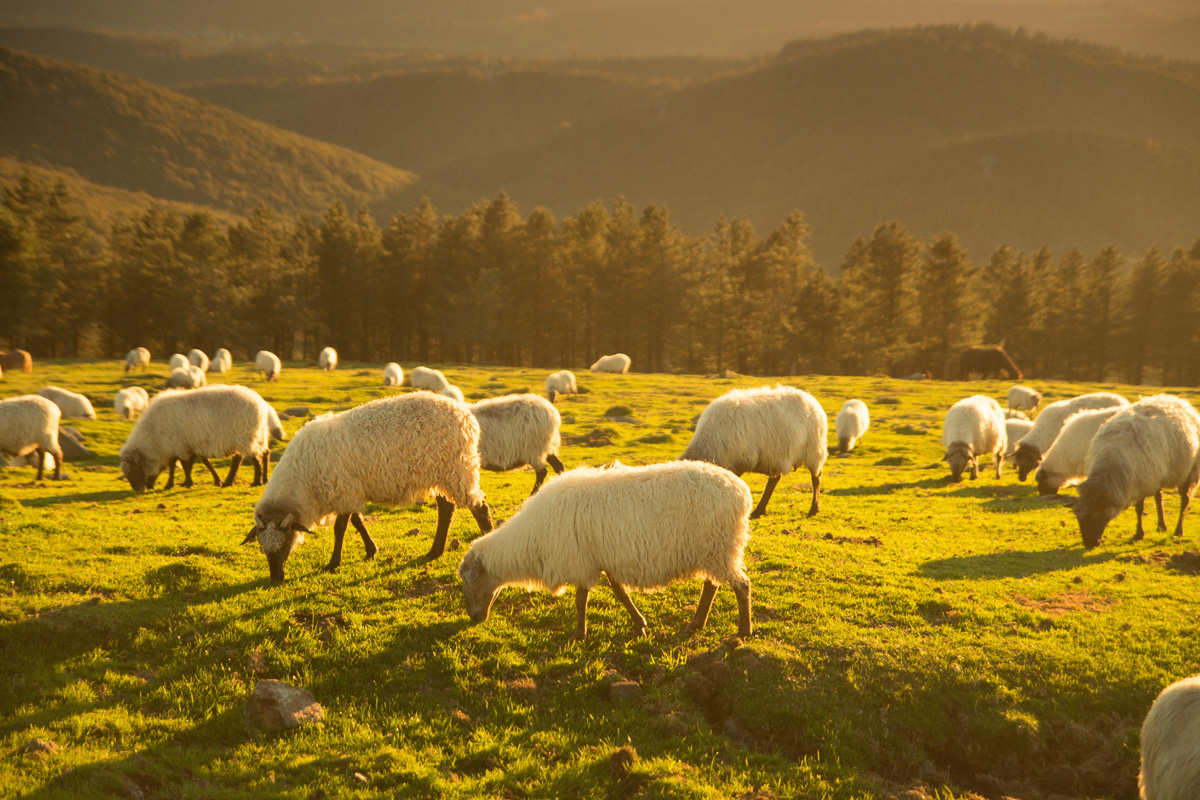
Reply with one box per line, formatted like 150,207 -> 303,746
1034,406 -> 1128,496
124,347 -> 150,373
319,347 -> 338,371
188,365 -> 207,388
680,385 -> 827,519
835,399 -> 869,454
255,350 -> 281,381
114,387 -> 150,420
545,370 -> 577,403
161,393 -> 285,491
458,459 -> 753,640
38,386 -> 97,420
1004,418 -> 1033,460
119,384 -> 275,493
1011,392 -> 1129,481
383,362 -> 404,387
410,366 -> 450,392
169,353 -> 189,371
242,392 -> 494,583
941,395 -> 1007,482
441,385 -> 465,403
468,394 -> 565,495
164,367 -> 199,389
1007,384 -> 1042,413
188,349 -> 210,372
1005,408 -> 1029,420
1071,395 -> 1200,548
959,345 -> 1022,380
210,348 -> 232,374
590,353 -> 631,374
0,349 -> 32,373
0,395 -> 62,480
1139,674 -> 1200,800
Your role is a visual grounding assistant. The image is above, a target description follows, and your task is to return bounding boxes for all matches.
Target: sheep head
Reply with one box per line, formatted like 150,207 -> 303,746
1012,442 -> 1042,482
120,449 -> 160,492
945,442 -> 975,483
1073,480 -> 1119,549
1034,466 -> 1060,496
244,508 -> 312,583
458,550 -> 503,624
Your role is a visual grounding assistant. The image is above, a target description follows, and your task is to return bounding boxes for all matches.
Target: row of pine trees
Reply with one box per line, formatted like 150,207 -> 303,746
2,174 -> 1198,384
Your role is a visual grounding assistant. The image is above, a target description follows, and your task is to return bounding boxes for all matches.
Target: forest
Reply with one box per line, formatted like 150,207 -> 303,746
2,172 -> 1198,385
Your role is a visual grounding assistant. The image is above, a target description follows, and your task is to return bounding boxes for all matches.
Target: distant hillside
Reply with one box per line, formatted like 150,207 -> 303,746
0,47 -> 418,219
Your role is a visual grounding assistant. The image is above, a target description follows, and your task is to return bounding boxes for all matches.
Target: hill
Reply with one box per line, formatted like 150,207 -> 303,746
0,47 -> 418,219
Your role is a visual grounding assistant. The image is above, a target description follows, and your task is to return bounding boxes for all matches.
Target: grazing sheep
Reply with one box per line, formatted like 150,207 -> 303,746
210,348 -> 232,373
959,346 -> 1022,380
1034,406 -> 1127,496
319,347 -> 338,371
1071,395 -> 1200,548
255,350 -> 281,381
458,460 -> 752,640
441,385 -> 465,403
169,353 -> 189,371
1005,408 -> 1030,420
835,399 -> 869,454
38,386 -> 97,420
0,395 -> 62,480
383,362 -> 404,387
164,367 -> 200,389
469,394 -> 565,495
119,385 -> 275,492
590,353 -> 631,374
1011,392 -> 1129,481
680,385 -> 827,519
1139,675 -> 1200,800
188,349 -> 210,372
1007,385 -> 1042,413
545,370 -> 578,403
0,349 -> 32,373
411,366 -> 451,392
114,387 -> 150,420
1004,418 -> 1033,460
188,365 -> 207,388
243,392 -> 494,583
124,347 -> 150,373
941,395 -> 1006,481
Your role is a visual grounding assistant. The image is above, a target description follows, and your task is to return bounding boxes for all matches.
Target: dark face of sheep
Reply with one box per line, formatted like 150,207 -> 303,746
120,451 -> 160,492
1012,443 -> 1042,482
1034,468 -> 1059,496
243,511 -> 311,583
945,443 -> 975,482
458,552 -> 503,624
1073,482 -> 1119,549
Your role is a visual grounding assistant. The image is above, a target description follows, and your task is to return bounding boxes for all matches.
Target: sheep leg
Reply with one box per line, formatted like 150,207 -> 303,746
164,460 -> 177,490
221,454 -> 243,487
531,468 -> 548,496
547,454 -> 565,474
732,577 -> 753,639
969,458 -> 979,480
180,457 -> 196,488
573,587 -> 589,641
325,513 -> 350,572
201,457 -> 221,486
470,501 -> 494,534
994,451 -> 1003,480
250,457 -> 263,487
261,450 -> 271,485
34,447 -> 46,481
50,449 -> 61,481
1132,497 -> 1146,541
686,580 -> 719,633
749,475 -> 781,519
424,496 -> 455,561
605,575 -> 646,637
1174,481 -> 1195,539
351,513 -> 377,560
807,469 -> 822,518
1156,490 -> 1167,532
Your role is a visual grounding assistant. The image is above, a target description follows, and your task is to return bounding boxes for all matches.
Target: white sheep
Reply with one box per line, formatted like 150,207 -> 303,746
590,353 -> 631,374
1071,394 -> 1200,548
441,385 -> 465,403
164,367 -> 200,389
1139,674 -> 1200,800
188,349 -> 210,372
0,395 -> 62,480
37,386 -> 97,420
1011,392 -> 1129,481
243,392 -> 494,583
835,399 -> 869,454
383,362 -> 404,387
469,394 -> 565,495
124,347 -> 150,373
319,347 -> 338,371
1006,385 -> 1042,413
119,385 -> 275,492
255,350 -> 282,381
680,385 -> 827,519
1004,418 -> 1033,460
458,459 -> 752,639
188,365 -> 207,388
410,366 -> 450,392
1034,406 -> 1127,496
545,370 -> 577,403
169,353 -> 189,371
941,395 -> 1007,482
114,387 -> 150,420
1005,408 -> 1029,420
210,348 -> 232,373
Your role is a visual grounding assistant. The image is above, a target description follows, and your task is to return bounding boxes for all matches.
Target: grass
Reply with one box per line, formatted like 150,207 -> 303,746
2,361 -> 1198,799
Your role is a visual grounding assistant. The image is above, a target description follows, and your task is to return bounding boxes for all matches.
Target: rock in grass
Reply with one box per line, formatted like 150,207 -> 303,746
608,680 -> 642,701
20,738 -> 58,757
244,680 -> 323,733
609,745 -> 638,778
59,429 -> 93,461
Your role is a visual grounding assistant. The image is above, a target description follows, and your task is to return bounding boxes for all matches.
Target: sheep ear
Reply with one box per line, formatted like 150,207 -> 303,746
1059,495 -> 1078,509
242,525 -> 259,545
459,556 -> 481,582
293,523 -> 313,534
281,513 -> 294,529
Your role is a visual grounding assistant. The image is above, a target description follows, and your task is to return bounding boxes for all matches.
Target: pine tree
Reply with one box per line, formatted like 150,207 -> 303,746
1120,247 -> 1163,385
916,232 -> 978,379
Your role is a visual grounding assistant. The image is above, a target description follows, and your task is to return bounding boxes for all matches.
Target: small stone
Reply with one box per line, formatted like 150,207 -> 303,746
21,738 -> 58,757
353,772 -> 369,785
1114,572 -> 1127,582
246,646 -> 268,674
243,680 -> 324,733
608,680 -> 642,701
448,538 -> 461,552
58,429 -> 94,461
157,503 -> 166,510
736,651 -> 760,669
1072,575 -> 1083,584
609,745 -> 638,779
284,407 -> 310,417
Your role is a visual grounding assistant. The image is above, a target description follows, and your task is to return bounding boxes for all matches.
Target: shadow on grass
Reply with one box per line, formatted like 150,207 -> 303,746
21,489 -> 133,506
917,546 -> 1116,580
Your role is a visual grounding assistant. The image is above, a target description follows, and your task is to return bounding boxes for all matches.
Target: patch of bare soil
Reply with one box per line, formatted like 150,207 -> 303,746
1011,589 -> 1114,617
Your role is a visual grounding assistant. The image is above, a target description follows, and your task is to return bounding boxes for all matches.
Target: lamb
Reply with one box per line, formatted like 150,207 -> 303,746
458,459 -> 752,640
38,386 -> 97,420
941,395 -> 1007,481
114,387 -> 150,420
119,384 -> 275,492
319,347 -> 338,371
1004,418 -> 1033,460
383,362 -> 404,387
169,353 -> 189,371
590,353 -> 631,374
545,370 -> 578,403
835,399 -> 869,454
1011,392 -> 1129,481
958,345 -> 1022,380
255,350 -> 281,381
1071,395 -> 1200,548
468,394 -> 566,495
410,366 -> 451,392
210,348 -> 232,373
0,395 -> 62,480
124,347 -> 150,373
1034,406 -> 1127,496
442,385 -> 465,403
680,385 -> 827,519
164,367 -> 201,389
188,349 -> 210,372
243,392 -> 494,583
0,349 -> 32,373
1139,674 -> 1200,800
1007,385 -> 1042,413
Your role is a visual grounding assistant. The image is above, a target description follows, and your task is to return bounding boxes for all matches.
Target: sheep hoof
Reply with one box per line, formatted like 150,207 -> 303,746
323,562 -> 340,573
748,509 -> 765,520
364,547 -> 378,561
631,624 -> 647,638
570,629 -> 587,642
806,506 -> 819,518
1131,531 -> 1144,542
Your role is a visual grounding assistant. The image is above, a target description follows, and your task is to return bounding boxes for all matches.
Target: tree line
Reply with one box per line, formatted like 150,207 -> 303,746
2,172 -> 1198,384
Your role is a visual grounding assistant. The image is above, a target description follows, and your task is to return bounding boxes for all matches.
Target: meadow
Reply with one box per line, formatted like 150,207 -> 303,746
1,360 -> 1197,800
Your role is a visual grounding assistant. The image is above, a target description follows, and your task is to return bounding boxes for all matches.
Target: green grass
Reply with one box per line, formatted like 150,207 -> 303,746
2,361 -> 1198,799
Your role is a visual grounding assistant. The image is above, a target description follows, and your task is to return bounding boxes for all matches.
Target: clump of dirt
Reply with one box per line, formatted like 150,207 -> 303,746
404,577 -> 455,598
1169,550 -> 1200,574
290,610 -> 347,643
566,428 -> 615,447
1011,589 -> 1115,617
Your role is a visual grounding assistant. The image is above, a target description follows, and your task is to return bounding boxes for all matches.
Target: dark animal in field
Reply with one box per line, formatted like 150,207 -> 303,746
0,349 -> 33,373
959,346 -> 1022,381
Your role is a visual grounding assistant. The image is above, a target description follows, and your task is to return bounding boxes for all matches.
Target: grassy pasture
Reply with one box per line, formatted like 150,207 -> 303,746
1,360 -> 1198,799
